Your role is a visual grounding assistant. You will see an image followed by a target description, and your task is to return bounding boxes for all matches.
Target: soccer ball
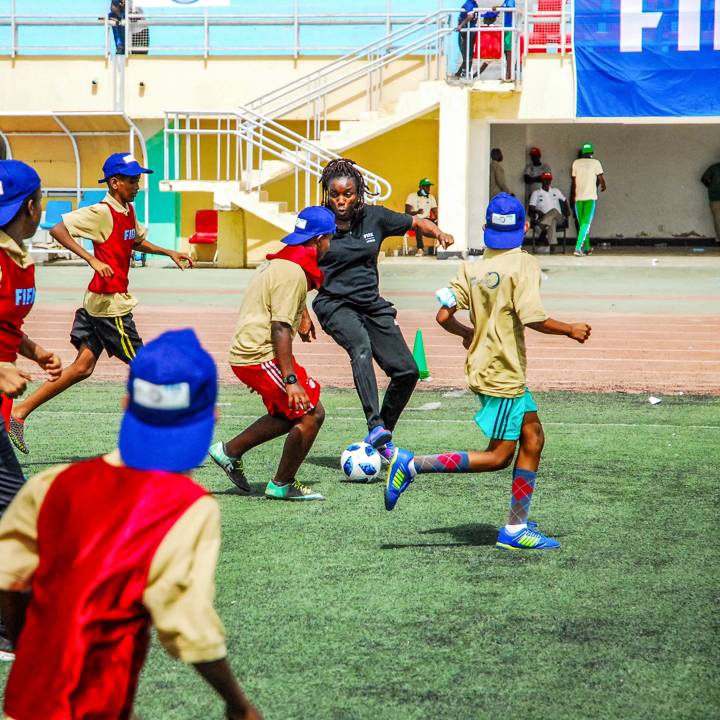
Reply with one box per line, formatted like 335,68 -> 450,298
340,442 -> 382,483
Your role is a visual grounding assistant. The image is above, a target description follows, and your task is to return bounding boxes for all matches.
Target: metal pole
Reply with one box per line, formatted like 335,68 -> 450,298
163,114 -> 169,180
293,0 -> 299,60
53,115 -> 81,206
173,114 -> 179,181
10,0 -> 16,58
204,10 -> 209,59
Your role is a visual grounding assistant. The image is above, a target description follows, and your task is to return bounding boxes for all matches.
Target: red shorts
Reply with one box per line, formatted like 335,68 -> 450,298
231,358 -> 321,420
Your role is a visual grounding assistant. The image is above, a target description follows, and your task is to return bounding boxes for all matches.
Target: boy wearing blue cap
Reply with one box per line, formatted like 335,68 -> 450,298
384,193 -> 591,551
0,329 -> 262,720
0,160 -> 62,518
209,206 -> 335,501
10,152 -> 192,454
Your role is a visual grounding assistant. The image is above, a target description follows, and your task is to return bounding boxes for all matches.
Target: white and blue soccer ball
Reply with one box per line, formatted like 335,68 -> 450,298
340,442 -> 382,483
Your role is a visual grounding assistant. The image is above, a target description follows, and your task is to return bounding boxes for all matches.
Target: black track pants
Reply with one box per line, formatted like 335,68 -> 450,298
0,420 -> 24,515
320,304 -> 419,432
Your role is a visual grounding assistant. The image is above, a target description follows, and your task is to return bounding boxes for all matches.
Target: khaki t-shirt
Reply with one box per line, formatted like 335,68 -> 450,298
405,191 -> 437,219
229,258 -> 308,366
449,248 -> 548,397
0,450 -> 226,665
571,158 -> 604,201
61,193 -> 147,318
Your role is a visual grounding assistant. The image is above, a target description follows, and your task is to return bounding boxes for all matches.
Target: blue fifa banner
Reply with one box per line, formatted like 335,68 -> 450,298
575,0 -> 720,117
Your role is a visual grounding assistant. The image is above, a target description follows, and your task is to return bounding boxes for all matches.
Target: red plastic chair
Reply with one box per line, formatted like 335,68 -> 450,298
189,209 -> 218,244
188,209 -> 218,263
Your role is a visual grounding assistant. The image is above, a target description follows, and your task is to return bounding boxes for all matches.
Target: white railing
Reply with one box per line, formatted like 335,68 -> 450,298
164,109 -> 391,214
0,9 -> 453,58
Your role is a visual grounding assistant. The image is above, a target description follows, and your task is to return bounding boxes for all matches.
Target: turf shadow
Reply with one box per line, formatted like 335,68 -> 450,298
304,455 -> 341,470
381,523 -> 498,549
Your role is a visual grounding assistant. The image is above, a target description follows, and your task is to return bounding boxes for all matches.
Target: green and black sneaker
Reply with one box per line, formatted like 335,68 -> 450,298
265,479 -> 325,501
208,442 -> 251,493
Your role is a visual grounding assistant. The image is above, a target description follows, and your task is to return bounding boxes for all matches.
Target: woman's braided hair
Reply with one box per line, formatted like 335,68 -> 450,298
319,158 -> 376,229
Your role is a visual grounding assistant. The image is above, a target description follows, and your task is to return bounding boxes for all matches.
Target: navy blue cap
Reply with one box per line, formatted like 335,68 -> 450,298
484,193 -> 526,249
119,329 -> 217,473
281,206 -> 336,246
0,160 -> 41,227
98,152 -> 153,183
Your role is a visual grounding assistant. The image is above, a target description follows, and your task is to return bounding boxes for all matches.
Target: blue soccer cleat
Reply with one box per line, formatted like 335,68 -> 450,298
384,448 -> 415,511
496,525 -> 560,551
365,425 -> 392,450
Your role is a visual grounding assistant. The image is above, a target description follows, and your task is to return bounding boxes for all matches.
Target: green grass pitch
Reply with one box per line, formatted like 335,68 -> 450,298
2,385 -> 719,719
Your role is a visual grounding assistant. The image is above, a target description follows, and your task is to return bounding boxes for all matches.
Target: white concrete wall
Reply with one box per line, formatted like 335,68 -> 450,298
488,123 -> 720,239
0,55 -> 430,120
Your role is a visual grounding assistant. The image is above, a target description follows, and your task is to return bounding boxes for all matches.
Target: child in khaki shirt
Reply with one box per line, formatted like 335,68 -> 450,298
208,206 -> 335,502
384,193 -> 591,551
9,153 -> 191,455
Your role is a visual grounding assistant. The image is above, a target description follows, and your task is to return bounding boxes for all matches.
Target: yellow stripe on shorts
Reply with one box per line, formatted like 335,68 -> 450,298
115,316 -> 136,360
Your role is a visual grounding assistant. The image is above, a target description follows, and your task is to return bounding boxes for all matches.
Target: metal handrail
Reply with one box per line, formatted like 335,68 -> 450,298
163,110 -> 391,214
246,10 -> 454,116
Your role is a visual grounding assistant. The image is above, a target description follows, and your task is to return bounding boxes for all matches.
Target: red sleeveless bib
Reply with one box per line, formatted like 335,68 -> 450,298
0,246 -> 35,363
87,202 -> 137,295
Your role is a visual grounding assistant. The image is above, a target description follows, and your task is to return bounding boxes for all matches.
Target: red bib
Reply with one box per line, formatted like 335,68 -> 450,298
0,246 -> 35,363
4,457 -> 207,720
87,202 -> 137,295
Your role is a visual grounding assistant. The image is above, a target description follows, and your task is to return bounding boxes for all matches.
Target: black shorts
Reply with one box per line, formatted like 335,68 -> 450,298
70,308 -> 143,364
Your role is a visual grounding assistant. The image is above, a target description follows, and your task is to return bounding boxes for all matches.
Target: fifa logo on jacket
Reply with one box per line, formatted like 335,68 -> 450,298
124,228 -> 137,242
15,287 -> 35,306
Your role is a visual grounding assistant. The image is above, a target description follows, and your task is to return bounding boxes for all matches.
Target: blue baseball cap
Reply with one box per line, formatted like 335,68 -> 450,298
98,152 -> 153,183
119,329 -> 217,473
0,160 -> 41,227
280,206 -> 336,246
484,192 -> 526,250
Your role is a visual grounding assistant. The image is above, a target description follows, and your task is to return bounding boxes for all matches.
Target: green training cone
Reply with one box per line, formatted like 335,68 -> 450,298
413,329 -> 431,381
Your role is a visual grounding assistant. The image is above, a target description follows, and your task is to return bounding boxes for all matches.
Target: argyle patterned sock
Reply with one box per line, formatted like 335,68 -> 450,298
508,468 -> 537,526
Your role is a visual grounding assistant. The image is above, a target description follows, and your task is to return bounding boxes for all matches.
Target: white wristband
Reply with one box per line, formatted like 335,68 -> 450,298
436,287 -> 457,308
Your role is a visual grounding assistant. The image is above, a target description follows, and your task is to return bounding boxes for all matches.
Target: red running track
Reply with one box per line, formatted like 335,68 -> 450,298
19,304 -> 720,395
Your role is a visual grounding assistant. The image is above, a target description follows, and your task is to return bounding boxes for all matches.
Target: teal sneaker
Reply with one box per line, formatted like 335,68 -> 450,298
384,448 -> 415,511
265,479 -> 325,501
208,442 -> 250,493
496,525 -> 560,550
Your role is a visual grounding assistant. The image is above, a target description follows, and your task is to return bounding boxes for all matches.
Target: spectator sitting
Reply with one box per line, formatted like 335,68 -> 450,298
405,178 -> 438,256
528,172 -> 570,252
490,148 -> 512,199
524,147 -> 551,197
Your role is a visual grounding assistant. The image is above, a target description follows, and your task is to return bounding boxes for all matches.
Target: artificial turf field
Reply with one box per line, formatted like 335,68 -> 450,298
2,383 -> 718,719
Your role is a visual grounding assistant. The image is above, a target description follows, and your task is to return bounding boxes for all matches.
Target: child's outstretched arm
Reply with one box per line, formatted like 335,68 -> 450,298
436,306 -> 474,349
527,318 -> 591,343
50,221 -> 114,278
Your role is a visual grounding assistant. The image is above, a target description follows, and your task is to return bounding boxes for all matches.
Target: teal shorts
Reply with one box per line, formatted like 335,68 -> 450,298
474,388 -> 538,441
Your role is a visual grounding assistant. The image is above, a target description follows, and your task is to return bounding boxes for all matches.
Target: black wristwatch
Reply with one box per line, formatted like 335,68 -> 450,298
284,373 -> 298,385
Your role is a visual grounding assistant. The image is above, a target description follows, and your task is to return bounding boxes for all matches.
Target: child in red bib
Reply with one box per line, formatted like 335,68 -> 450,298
0,330 -> 261,720
9,153 -> 192,455
0,161 -> 61,517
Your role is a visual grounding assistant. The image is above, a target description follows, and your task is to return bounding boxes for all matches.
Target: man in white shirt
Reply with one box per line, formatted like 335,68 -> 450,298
405,178 -> 438,256
528,172 -> 569,249
570,143 -> 606,256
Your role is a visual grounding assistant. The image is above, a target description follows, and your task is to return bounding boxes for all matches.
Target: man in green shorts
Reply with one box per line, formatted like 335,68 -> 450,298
502,0 -> 516,80
384,193 -> 591,551
571,143 -> 607,256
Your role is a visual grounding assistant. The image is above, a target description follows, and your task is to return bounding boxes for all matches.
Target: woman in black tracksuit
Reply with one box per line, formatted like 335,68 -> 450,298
311,159 -> 453,458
